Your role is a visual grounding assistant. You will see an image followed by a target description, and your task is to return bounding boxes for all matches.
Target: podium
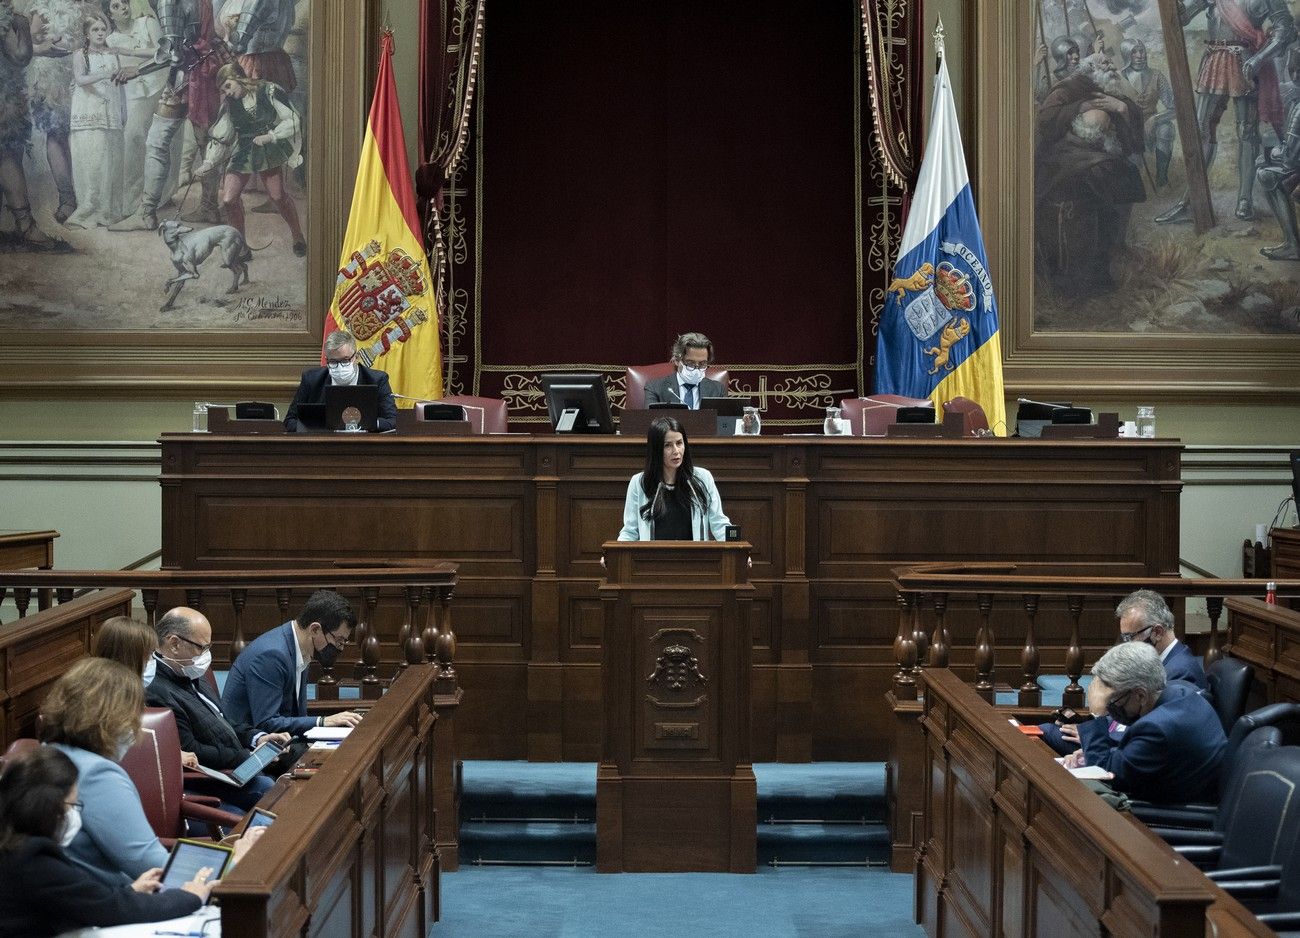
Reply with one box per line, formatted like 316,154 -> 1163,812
597,540 -> 756,872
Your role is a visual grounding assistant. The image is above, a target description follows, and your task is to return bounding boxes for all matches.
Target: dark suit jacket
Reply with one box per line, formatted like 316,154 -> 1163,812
1040,641 -> 1209,754
146,659 -> 259,769
283,364 -> 397,431
643,374 -> 725,408
221,621 -> 315,735
0,837 -> 201,938
1077,680 -> 1226,804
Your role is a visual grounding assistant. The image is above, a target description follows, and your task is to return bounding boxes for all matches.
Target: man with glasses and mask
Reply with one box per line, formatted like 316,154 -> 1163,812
1062,642 -> 1226,804
283,329 -> 398,432
1041,588 -> 1206,755
145,607 -> 291,811
222,589 -> 363,735
643,333 -> 725,410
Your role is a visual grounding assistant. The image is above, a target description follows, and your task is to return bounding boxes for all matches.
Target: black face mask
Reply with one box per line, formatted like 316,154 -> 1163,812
1106,690 -> 1138,726
314,635 -> 341,669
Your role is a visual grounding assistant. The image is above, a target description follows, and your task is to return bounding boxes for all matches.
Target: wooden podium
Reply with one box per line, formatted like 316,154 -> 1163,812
596,540 -> 756,872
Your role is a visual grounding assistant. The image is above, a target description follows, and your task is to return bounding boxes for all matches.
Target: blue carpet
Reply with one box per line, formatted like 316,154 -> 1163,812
434,866 -> 922,938
995,673 -> 1092,707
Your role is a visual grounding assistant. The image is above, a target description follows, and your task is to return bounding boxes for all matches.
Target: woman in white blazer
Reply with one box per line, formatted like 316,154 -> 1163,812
618,417 -> 731,541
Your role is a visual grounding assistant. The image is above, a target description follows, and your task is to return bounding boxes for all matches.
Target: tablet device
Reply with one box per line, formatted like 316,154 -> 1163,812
159,838 -> 234,891
192,740 -> 283,787
700,396 -> 751,418
247,807 -> 276,829
294,403 -> 328,432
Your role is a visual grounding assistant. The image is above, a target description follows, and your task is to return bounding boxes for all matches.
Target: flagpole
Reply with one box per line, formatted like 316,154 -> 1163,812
933,15 -> 945,68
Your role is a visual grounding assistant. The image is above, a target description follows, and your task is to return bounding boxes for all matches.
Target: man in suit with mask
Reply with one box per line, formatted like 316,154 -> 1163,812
147,606 -> 290,810
1063,642 -> 1226,805
222,589 -> 363,735
643,332 -> 725,409
283,329 -> 398,431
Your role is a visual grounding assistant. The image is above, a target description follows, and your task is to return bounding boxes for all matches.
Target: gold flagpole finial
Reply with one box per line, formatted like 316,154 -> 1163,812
934,15 -> 946,62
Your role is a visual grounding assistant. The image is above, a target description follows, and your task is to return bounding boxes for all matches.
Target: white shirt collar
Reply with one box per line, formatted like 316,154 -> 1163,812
1160,637 -> 1177,662
292,622 -> 309,701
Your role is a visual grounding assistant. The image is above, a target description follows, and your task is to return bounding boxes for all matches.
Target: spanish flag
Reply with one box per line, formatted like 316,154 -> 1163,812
324,31 -> 443,402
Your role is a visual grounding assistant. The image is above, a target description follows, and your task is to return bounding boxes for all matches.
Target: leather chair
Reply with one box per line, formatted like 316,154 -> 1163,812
421,395 -> 509,434
1147,725 -> 1283,862
1207,656 -> 1255,735
119,708 -> 242,845
840,394 -> 933,436
624,363 -> 729,411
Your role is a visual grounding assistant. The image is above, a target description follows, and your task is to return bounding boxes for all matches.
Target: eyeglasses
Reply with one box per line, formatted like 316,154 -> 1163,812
176,634 -> 212,654
326,352 -> 356,366
1118,625 -> 1154,643
65,799 -> 83,810
324,630 -> 350,649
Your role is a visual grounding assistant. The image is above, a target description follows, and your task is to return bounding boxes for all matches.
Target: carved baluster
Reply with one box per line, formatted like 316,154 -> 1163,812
1063,595 -> 1085,710
1205,595 -> 1224,667
37,585 -> 52,611
396,588 -> 413,670
14,587 -> 31,619
229,589 -> 248,661
421,585 -> 438,664
929,593 -> 949,668
1020,593 -> 1041,707
141,589 -> 159,625
185,588 -> 202,613
360,586 -> 382,698
0,587 -> 6,624
974,592 -> 995,703
55,588 -> 73,605
435,586 -> 457,683
893,591 -> 918,700
912,593 -> 929,676
275,588 -> 292,624
403,586 -> 425,666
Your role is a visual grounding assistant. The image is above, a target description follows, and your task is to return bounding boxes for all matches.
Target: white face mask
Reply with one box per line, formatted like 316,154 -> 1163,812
142,656 -> 156,687
59,804 -> 82,848
114,730 -> 136,762
180,649 -> 212,681
678,364 -> 706,386
328,361 -> 357,384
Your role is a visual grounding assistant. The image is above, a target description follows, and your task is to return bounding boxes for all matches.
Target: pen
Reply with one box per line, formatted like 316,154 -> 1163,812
154,931 -> 203,936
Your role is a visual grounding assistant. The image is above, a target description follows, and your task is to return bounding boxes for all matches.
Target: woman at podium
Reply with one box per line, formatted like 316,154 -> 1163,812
618,417 -> 731,541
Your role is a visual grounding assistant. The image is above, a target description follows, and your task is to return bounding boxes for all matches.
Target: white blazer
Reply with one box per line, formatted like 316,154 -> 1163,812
617,467 -> 731,541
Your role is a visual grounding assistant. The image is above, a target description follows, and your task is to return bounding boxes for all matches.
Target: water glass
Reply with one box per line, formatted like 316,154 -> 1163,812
1136,406 -> 1155,439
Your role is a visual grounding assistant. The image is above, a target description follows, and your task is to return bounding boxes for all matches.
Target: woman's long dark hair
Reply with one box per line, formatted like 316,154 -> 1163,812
640,417 -> 709,520
0,747 -> 78,851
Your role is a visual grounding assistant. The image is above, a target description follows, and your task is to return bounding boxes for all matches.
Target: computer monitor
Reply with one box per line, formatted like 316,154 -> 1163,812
542,373 -> 615,434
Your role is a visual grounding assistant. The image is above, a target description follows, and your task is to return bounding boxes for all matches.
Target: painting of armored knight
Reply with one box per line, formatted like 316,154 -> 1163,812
0,0 -> 310,330
1033,0 -> 1300,334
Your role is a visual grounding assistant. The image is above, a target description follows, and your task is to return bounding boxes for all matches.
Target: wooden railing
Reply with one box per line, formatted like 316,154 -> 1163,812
0,566 -> 458,697
918,668 -> 1273,938
889,563 -> 1290,708
214,663 -> 440,938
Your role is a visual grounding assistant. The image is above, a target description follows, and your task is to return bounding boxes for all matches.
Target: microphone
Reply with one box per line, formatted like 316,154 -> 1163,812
1016,397 -> 1070,409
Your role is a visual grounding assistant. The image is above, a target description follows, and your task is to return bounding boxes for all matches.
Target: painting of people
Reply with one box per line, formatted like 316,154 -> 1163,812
0,0 -> 309,330
1033,0 -> 1300,334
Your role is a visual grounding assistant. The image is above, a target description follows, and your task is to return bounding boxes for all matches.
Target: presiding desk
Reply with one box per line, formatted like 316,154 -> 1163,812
160,433 -> 1181,762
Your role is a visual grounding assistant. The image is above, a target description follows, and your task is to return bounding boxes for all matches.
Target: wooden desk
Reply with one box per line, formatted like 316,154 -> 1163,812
160,434 -> 1181,761
214,663 -> 440,938
917,668 -> 1272,937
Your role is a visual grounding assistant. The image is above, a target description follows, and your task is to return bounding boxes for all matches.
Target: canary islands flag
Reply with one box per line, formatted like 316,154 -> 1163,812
324,31 -> 443,402
875,50 -> 1005,435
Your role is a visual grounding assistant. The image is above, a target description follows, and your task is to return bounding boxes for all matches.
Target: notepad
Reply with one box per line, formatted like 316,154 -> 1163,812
305,726 -> 352,741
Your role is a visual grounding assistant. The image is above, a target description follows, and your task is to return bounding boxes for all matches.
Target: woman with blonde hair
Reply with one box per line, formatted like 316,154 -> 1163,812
39,657 -> 168,882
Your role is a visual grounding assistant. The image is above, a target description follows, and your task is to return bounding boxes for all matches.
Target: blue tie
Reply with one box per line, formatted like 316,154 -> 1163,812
684,384 -> 697,409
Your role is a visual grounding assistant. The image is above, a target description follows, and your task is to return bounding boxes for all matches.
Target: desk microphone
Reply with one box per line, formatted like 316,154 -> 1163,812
1016,397 -> 1070,409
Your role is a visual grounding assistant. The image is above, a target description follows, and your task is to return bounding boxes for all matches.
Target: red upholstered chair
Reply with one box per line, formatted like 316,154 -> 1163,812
119,708 -> 241,845
840,394 -> 934,436
624,363 -> 730,410
418,396 -> 509,433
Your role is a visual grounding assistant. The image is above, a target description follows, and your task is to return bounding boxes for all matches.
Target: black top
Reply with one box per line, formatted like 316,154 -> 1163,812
0,836 -> 202,938
146,659 -> 259,770
652,487 -> 694,540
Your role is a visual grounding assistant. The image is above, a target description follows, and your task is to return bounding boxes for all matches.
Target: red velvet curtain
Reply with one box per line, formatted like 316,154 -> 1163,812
418,1 -> 922,427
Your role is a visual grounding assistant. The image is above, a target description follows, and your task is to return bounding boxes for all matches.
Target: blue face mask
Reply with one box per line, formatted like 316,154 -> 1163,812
142,655 -> 156,687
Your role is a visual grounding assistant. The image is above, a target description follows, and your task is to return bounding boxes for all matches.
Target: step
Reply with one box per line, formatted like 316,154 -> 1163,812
757,821 -> 891,865
460,820 -> 597,865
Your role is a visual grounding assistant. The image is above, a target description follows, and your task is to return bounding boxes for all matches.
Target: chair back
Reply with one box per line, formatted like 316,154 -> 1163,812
1220,744 -> 1300,872
1223,702 -> 1300,788
423,396 -> 509,433
0,738 -> 39,771
840,394 -> 934,436
624,363 -> 730,410
1207,656 -> 1255,735
1215,725 -> 1283,834
119,707 -> 185,839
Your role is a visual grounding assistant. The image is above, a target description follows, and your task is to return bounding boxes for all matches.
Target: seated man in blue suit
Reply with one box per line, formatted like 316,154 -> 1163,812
283,330 -> 398,432
1063,642 -> 1226,805
642,332 -> 725,409
1042,588 -> 1207,754
222,589 -> 363,735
